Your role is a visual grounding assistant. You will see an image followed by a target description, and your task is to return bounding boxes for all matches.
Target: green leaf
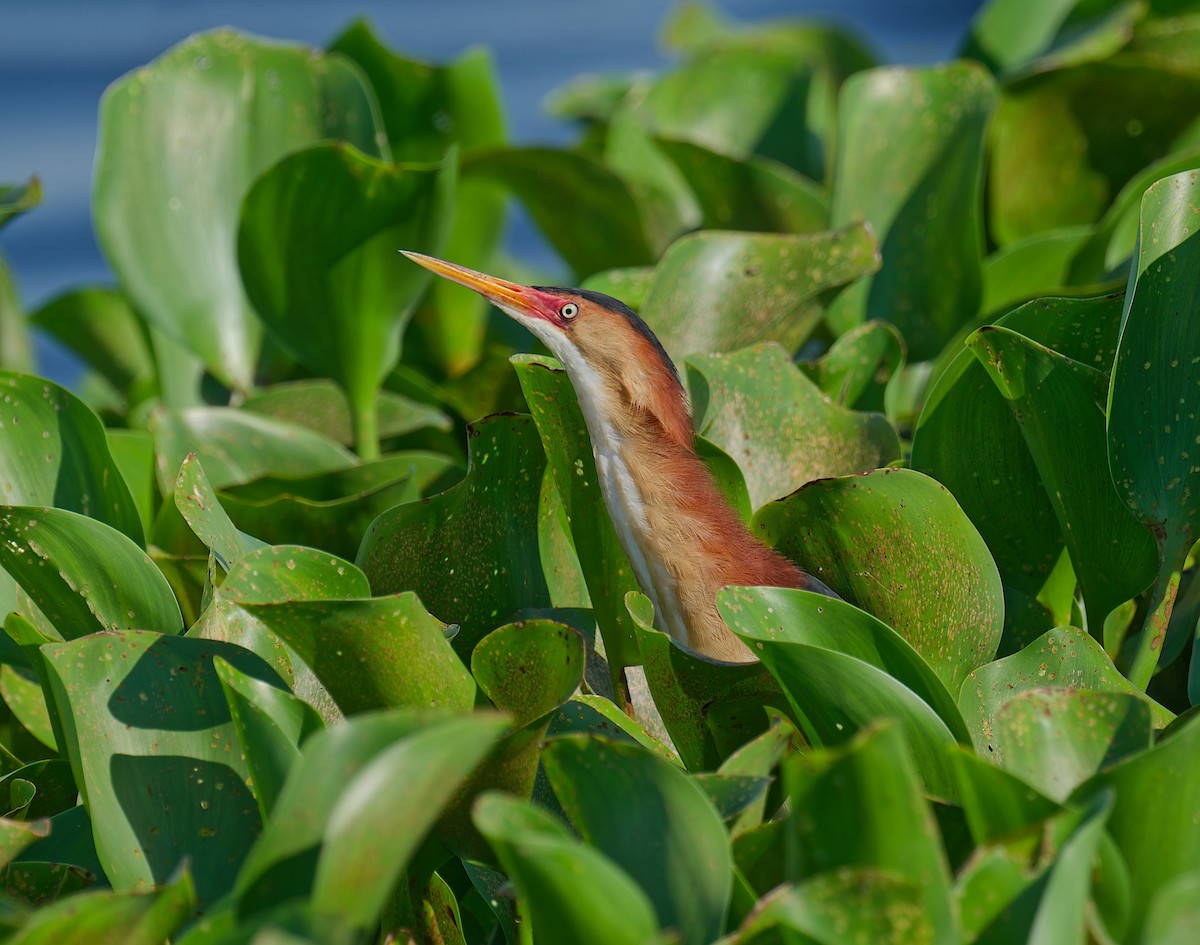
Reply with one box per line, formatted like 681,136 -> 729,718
472,792 -> 662,945
0,177 -> 41,231
0,373 -> 144,545
512,355 -> 640,674
980,226 -> 1102,315
0,507 -> 182,639
214,656 -> 322,821
543,735 -> 730,945
754,468 -> 1003,694
7,866 -> 194,945
639,225 -> 879,361
1108,170 -> 1200,686
803,319 -> 906,414
784,723 -> 956,945
951,748 -> 1062,845
0,819 -> 49,870
828,62 -> 996,359
40,631 -> 281,912
960,627 -> 1174,761
93,29 -> 387,392
30,289 -> 156,403
547,694 -> 679,763
238,143 -> 455,458
656,138 -> 829,234
0,257 -> 32,375
239,593 -> 476,716
174,455 -> 267,571
968,326 -> 1156,633
1141,870 -> 1200,945
465,147 -> 655,278
688,343 -> 899,510
961,0 -> 1116,75
150,407 -> 357,495
358,414 -> 549,656
721,587 -> 965,799
106,430 -> 158,540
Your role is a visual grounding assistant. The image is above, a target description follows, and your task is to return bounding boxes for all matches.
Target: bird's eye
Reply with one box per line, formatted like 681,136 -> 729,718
560,303 -> 579,320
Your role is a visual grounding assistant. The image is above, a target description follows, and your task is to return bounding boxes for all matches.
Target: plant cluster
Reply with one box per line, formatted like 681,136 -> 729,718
0,1 -> 1199,942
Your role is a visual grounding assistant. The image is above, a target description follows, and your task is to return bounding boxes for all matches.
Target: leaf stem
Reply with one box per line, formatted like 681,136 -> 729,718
1127,536 -> 1188,690
352,390 -> 381,462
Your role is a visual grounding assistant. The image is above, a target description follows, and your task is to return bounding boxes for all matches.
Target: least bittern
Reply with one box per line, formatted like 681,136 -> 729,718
404,252 -> 833,663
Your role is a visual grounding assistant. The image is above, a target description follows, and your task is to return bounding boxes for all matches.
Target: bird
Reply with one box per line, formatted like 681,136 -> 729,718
402,251 -> 835,663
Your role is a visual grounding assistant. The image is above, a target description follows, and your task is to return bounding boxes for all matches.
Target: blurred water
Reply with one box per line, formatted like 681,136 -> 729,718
0,0 -> 982,382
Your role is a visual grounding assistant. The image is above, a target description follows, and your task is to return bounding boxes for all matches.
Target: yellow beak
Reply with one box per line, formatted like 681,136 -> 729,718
401,251 -> 542,315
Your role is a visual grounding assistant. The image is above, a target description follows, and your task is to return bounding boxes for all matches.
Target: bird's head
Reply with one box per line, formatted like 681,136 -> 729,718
403,251 -> 693,448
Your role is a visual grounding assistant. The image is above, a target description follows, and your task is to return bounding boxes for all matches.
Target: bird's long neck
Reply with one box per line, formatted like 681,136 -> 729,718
556,347 -> 805,663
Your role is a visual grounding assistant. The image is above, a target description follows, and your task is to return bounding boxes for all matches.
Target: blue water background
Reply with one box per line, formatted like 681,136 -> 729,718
0,0 -> 983,383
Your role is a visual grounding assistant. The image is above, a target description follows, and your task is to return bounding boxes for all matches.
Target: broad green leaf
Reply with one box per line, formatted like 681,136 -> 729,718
544,72 -> 639,123
12,804 -> 103,883
214,657 -> 322,821
40,631 -> 281,912
543,735 -> 730,945
220,453 -> 456,505
238,143 -> 455,458
961,0 -> 1120,74
106,430 -> 158,539
0,373 -> 144,545
627,592 -> 785,770
0,762 -> 75,822
656,138 -> 829,234
1141,871 -> 1200,945
548,694 -> 679,763
238,593 -> 476,716
242,380 -> 450,447
150,407 -> 357,495
0,819 -> 49,870
0,667 -> 56,750
512,355 -> 639,673
716,715 -> 794,835
990,61 -> 1200,246
174,455 -> 267,571
93,30 -> 387,392
960,627 -> 1174,760
951,748 -> 1062,845
640,225 -> 879,361
331,22 -> 506,378
968,326 -> 1156,633
828,62 -> 996,359
30,289 -> 156,404
580,266 -> 656,311
1108,170 -> 1200,686
755,468 -> 1003,694
310,714 -> 507,930
358,414 -> 550,656
991,689 -> 1152,801
472,792 -> 662,945
465,147 -> 655,278
537,467 -> 592,608
722,587 -> 964,799
784,723 -> 956,945
1073,712 -> 1200,940
172,900 -> 357,945
0,507 -> 182,639
803,319 -> 905,414
980,227 -> 1100,315
0,177 -> 41,231
0,257 -> 32,375
7,866 -> 194,945
688,343 -> 899,509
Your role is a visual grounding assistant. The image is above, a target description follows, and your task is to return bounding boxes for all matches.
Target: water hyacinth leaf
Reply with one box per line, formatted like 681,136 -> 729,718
722,588 -> 963,799
656,138 -> 829,234
513,355 -> 640,674
0,373 -> 143,545
93,30 -> 387,392
7,866 -> 195,945
640,224 -> 879,361
310,714 -> 507,930
1075,712 -> 1200,941
784,723 -> 956,945
688,343 -> 899,510
1141,871 -> 1200,945
332,22 -> 506,377
803,319 -> 905,414
0,507 -> 182,640
40,631 -> 281,912
1108,171 -> 1200,687
960,627 -> 1174,760
30,288 -> 156,403
0,819 -> 49,870
242,380 -> 450,448
221,453 -> 457,505
106,430 -> 158,539
465,147 -> 655,278
755,469 -> 1003,694
968,326 -> 1156,634
0,257 -> 32,375
827,63 -> 995,359
473,792 -> 661,945
150,407 -> 357,496
580,266 -> 656,312
991,689 -> 1152,801
214,656 -> 323,821
548,694 -> 679,763
538,468 -> 591,608
359,413 -> 550,657
543,735 -> 731,945
0,665 -> 56,750
961,0 -> 1097,74
0,177 -> 41,230
951,748 -> 1063,845
174,454 -> 267,571
238,143 -> 455,458
239,593 -> 476,716
626,592 -> 784,770
989,63 -> 1200,246
980,227 -> 1100,315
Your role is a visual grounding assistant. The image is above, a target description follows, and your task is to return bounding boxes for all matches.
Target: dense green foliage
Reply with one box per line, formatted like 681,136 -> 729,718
1,0 -> 1200,941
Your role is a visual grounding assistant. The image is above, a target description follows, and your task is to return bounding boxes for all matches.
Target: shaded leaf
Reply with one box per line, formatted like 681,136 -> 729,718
174,454 -> 266,571
0,178 -> 41,231
803,319 -> 905,414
